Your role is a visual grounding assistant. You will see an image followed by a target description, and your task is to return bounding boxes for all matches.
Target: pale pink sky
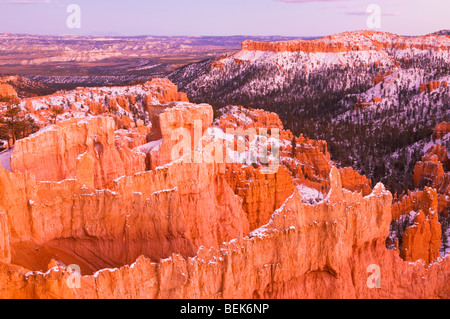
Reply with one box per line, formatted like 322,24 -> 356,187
0,0 -> 448,36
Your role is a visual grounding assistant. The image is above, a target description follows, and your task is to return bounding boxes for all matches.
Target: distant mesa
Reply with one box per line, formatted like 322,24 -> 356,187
241,30 -> 450,53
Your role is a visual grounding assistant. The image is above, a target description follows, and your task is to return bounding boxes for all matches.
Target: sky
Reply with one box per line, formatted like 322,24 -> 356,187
0,0 -> 448,37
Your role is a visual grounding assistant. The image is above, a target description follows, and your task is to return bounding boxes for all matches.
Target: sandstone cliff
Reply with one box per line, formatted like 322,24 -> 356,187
147,102 -> 214,169
241,31 -> 450,53
398,188 -> 442,265
413,144 -> 449,189
10,117 -> 147,189
0,84 -> 17,98
0,166 -> 448,298
419,81 -> 447,93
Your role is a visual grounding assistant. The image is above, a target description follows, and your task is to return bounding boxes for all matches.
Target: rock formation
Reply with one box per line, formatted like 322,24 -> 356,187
391,139 -> 450,267
10,117 -> 147,189
241,31 -> 450,53
0,164 -> 448,298
0,79 -> 448,299
224,164 -> 295,231
374,71 -> 392,86
419,81 -> 448,93
399,188 -> 442,265
147,102 -> 214,169
433,122 -> 450,141
0,84 -> 17,98
413,145 -> 448,188
339,167 -> 372,197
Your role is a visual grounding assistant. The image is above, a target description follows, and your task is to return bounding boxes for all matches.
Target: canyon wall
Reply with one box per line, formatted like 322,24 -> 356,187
0,84 -> 448,299
433,122 -> 450,140
148,102 -> 214,169
10,117 -> 146,189
0,158 -> 249,278
0,166 -> 448,298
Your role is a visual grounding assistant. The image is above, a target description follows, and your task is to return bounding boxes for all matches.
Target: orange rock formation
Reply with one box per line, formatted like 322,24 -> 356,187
0,84 -> 17,98
399,188 -> 442,265
0,80 -> 448,299
419,81 -> 447,93
433,122 -> 450,140
10,117 -> 147,189
148,102 -> 214,169
413,145 -> 448,188
339,167 -> 372,196
0,164 -> 448,298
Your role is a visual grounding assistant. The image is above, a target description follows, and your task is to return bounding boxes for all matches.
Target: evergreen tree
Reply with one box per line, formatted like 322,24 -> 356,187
0,103 -> 38,148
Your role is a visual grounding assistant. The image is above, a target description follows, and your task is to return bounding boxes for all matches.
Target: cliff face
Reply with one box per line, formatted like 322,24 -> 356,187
241,31 -> 450,53
224,164 -> 295,231
0,166 -> 448,299
0,84 -> 17,98
0,159 -> 249,275
148,102 -> 214,169
419,81 -> 448,93
10,117 -> 147,189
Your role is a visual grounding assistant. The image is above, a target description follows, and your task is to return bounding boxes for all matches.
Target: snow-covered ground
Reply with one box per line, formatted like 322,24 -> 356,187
296,184 -> 324,205
135,139 -> 162,154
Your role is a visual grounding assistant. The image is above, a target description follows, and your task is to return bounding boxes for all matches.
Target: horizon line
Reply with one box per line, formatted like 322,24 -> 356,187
0,29 -> 447,39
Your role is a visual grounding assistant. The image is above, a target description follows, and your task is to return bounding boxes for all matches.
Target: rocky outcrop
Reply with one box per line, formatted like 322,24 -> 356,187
214,106 -> 283,131
374,71 -> 392,85
423,144 -> 449,165
287,136 -> 331,182
0,97 -> 449,299
419,81 -> 447,93
339,167 -> 372,196
224,164 -> 295,231
214,105 -> 331,188
148,103 -> 214,169
433,122 -> 450,140
399,188 -> 442,265
18,78 -> 188,129
0,211 -> 10,264
0,166 -> 449,298
413,144 -> 449,189
436,173 -> 450,197
392,190 -> 423,220
0,158 -> 248,276
143,78 -> 189,105
114,120 -> 151,149
10,117 -> 147,189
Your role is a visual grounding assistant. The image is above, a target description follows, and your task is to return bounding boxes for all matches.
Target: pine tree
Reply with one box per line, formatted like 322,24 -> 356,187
50,106 -> 64,124
291,135 -> 297,158
0,104 -> 38,148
